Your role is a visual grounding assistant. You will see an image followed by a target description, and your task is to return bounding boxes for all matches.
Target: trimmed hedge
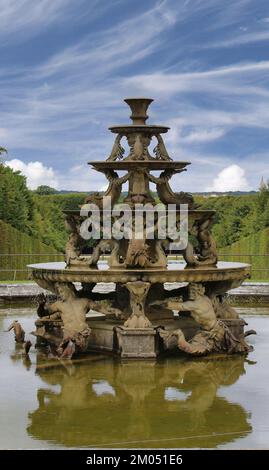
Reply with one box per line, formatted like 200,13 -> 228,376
0,220 -> 62,281
220,227 -> 269,281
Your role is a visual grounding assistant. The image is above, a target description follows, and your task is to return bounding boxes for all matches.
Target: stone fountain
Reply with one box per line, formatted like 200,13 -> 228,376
28,98 -> 254,359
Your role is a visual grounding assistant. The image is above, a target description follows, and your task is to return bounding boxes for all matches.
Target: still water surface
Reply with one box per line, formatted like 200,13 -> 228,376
0,307 -> 268,449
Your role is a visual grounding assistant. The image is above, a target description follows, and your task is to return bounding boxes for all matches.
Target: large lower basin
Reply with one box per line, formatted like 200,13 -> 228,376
28,261 -> 251,284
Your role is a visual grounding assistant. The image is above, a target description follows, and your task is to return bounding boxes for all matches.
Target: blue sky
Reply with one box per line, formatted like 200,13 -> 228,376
1,0 -> 269,191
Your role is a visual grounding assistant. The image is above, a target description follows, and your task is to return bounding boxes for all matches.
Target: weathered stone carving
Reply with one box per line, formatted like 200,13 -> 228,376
153,134 -> 171,160
196,216 -> 218,265
65,214 -> 85,266
125,239 -> 151,268
85,170 -> 130,208
147,169 -> 196,208
182,216 -> 218,267
124,281 -> 151,328
211,295 -> 239,319
6,320 -> 25,343
89,239 -> 121,267
153,283 -> 253,355
27,98 -> 253,358
107,134 -> 125,161
34,282 -> 122,357
35,283 -> 92,355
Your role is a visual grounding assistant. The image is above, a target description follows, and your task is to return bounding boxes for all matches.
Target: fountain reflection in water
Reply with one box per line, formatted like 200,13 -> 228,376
26,354 -> 252,448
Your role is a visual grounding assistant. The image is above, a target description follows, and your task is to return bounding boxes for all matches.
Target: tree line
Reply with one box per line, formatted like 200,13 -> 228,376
0,159 -> 269,253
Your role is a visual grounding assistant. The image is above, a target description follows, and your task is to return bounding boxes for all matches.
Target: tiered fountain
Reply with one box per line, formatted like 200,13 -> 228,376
28,98 -> 253,359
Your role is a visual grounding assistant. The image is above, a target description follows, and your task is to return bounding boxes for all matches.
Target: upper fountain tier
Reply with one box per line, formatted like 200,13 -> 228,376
109,98 -> 169,134
89,98 -> 190,172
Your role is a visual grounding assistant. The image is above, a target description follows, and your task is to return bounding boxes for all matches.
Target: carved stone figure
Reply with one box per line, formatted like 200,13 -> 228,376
153,283 -> 253,355
211,295 -> 239,319
149,240 -> 168,267
153,134 -> 171,160
89,239 -> 121,267
64,214 -> 85,266
182,216 -> 218,267
6,320 -> 25,343
125,239 -> 151,268
126,133 -> 152,160
196,216 -> 218,265
124,281 -> 151,328
35,282 -> 123,357
107,134 -> 125,161
85,170 -> 130,208
147,169 -> 197,208
124,168 -> 154,205
35,283 -> 92,357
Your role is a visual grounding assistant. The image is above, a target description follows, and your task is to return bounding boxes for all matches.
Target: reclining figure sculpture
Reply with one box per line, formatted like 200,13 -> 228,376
152,283 -> 254,356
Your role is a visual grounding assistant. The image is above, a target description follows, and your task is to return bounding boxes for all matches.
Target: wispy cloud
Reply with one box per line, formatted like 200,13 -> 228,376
0,0 -> 118,44
0,0 -> 74,42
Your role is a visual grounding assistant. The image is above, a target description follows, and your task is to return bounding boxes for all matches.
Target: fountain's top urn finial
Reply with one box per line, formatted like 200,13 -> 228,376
124,98 -> 154,125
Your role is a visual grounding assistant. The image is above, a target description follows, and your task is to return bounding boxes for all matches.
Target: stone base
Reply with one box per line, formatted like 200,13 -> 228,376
115,327 -> 157,358
84,316 -> 247,359
34,316 -> 248,359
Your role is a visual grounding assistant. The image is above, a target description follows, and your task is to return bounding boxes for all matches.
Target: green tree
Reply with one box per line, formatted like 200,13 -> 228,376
35,185 -> 57,195
0,161 -> 35,233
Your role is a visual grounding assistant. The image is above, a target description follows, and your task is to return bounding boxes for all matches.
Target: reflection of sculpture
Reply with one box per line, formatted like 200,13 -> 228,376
154,283 -> 253,355
27,355 -> 252,448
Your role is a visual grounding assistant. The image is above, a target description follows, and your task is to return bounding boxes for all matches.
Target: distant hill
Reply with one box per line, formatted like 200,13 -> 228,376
0,220 -> 62,281
219,227 -> 269,281
194,191 -> 258,196
53,190 -> 258,196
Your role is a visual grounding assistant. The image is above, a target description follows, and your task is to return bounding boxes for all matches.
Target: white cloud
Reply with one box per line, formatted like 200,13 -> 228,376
6,159 -> 59,190
206,164 -> 250,192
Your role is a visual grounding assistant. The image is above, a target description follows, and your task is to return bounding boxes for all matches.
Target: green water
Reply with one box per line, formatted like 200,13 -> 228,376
0,307 -> 268,449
